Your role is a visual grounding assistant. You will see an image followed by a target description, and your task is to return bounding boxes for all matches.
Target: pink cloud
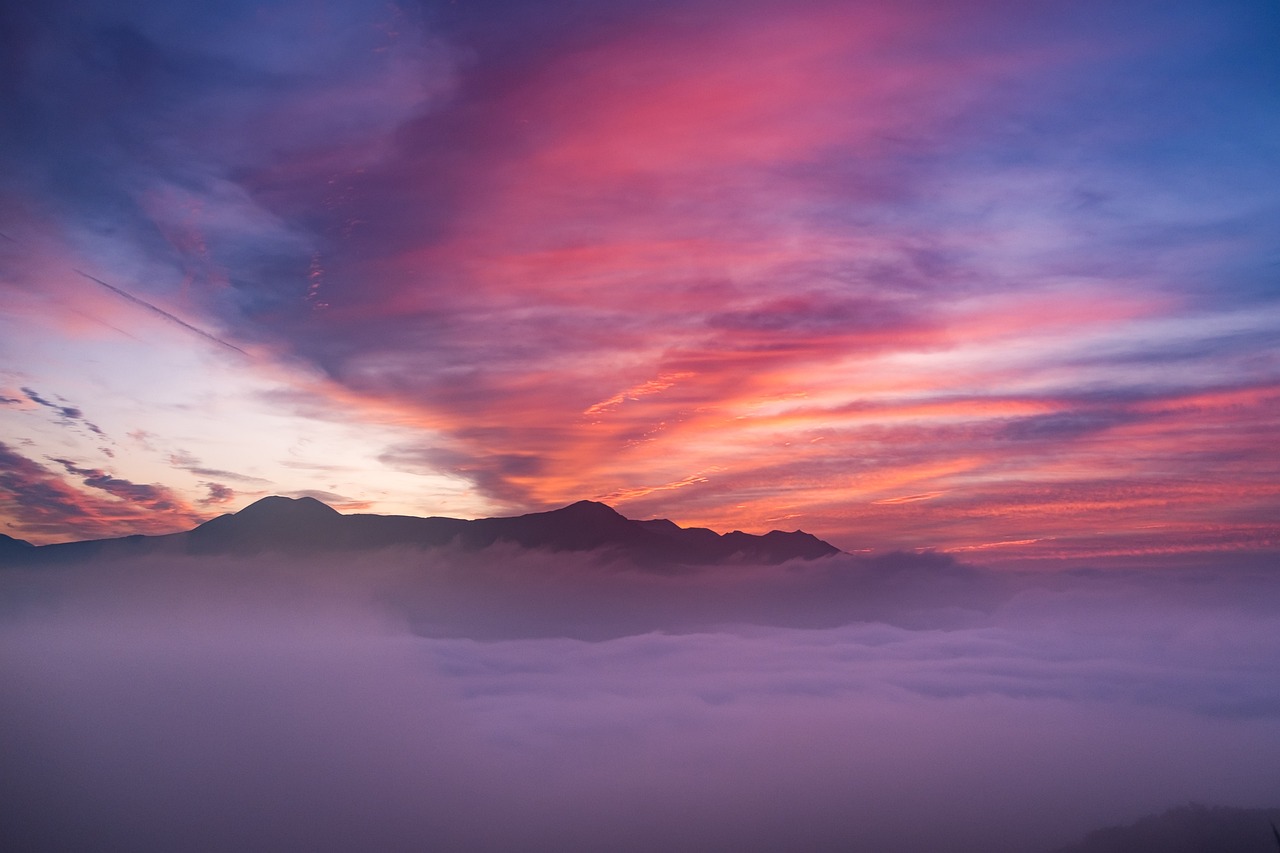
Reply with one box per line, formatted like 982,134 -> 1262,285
0,442 -> 208,543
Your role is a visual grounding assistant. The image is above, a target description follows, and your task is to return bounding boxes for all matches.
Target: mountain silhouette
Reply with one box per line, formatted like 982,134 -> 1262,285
0,533 -> 34,560
1053,803 -> 1280,853
3,496 -> 841,566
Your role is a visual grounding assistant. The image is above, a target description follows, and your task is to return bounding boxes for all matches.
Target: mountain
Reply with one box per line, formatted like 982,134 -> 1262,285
0,532 -> 34,561
2,496 -> 842,566
1052,803 -> 1280,853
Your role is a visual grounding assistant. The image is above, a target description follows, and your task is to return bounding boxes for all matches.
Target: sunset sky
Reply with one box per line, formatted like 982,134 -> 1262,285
2,0 -> 1277,558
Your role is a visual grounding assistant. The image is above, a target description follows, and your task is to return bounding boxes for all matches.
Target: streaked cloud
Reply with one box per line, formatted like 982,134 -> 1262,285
0,441 -> 203,540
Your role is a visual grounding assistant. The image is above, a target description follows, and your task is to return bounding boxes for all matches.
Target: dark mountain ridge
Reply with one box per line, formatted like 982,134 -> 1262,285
3,496 -> 842,566
0,532 -> 34,561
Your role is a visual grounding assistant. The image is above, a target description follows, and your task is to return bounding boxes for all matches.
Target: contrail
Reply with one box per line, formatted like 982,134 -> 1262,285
74,270 -> 248,357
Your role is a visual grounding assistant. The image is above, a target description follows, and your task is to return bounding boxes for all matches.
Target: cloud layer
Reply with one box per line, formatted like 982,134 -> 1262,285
3,549 -> 1279,852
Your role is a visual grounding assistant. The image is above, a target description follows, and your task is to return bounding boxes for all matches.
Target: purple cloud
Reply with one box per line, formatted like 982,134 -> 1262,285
22,386 -> 83,422
19,387 -> 110,441
2,549 -> 1279,851
0,441 -> 199,540
169,451 -> 270,485
51,458 -> 186,514
200,482 -> 235,506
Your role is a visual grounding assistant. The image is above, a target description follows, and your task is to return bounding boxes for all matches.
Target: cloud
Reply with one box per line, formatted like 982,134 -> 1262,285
20,387 -> 74,417
20,386 -> 107,439
14,388 -> 110,457
380,445 -> 547,507
0,442 -> 202,542
280,489 -> 372,511
168,451 -> 271,485
74,270 -> 248,356
997,409 -> 1144,442
382,548 -> 1002,640
199,482 -> 235,505
0,441 -> 102,536
50,457 -> 191,515
1,550 -> 1279,852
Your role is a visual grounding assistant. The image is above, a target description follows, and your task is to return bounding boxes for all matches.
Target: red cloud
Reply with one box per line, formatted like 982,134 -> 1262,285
0,443 -> 206,544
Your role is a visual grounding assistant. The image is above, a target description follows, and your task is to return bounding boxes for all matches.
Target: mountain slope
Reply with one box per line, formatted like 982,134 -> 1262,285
0,533 -> 34,561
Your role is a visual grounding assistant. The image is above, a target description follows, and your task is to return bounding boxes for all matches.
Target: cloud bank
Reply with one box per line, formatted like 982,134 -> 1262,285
3,550 -> 1279,852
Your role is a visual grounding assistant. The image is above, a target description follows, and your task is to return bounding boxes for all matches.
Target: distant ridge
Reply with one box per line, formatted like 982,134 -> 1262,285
0,532 -> 34,560
2,496 -> 842,566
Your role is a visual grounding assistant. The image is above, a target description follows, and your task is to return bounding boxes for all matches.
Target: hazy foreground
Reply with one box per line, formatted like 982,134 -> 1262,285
3,547 -> 1279,852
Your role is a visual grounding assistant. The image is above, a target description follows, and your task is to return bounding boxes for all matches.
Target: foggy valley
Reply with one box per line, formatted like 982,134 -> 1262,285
4,534 -> 1279,851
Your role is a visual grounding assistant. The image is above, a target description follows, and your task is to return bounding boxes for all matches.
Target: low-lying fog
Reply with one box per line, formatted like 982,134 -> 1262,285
3,548 -> 1279,852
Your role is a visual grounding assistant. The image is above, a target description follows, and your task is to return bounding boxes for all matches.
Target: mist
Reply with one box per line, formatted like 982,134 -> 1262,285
3,549 -> 1280,852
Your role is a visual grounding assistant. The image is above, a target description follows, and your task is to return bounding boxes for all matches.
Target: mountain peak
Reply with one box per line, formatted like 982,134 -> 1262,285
0,532 -> 34,550
184,495 -> 346,554
553,500 -> 626,519
233,495 -> 343,521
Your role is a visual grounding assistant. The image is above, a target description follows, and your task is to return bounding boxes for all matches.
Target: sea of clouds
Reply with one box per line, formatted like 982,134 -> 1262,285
3,548 -> 1280,852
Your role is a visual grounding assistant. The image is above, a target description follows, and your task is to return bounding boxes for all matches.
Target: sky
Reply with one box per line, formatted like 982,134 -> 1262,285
1,0 -> 1278,557
4,549 -> 1280,851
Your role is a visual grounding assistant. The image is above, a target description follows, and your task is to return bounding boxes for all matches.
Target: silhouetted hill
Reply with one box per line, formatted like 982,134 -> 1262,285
187,495 -> 345,553
1052,804 -> 1280,853
0,533 -> 34,560
3,496 -> 842,566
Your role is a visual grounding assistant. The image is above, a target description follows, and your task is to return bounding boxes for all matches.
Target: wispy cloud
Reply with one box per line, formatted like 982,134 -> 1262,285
21,387 -> 107,438
199,482 -> 235,506
168,451 -> 271,485
74,271 -> 247,356
50,457 -> 193,516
